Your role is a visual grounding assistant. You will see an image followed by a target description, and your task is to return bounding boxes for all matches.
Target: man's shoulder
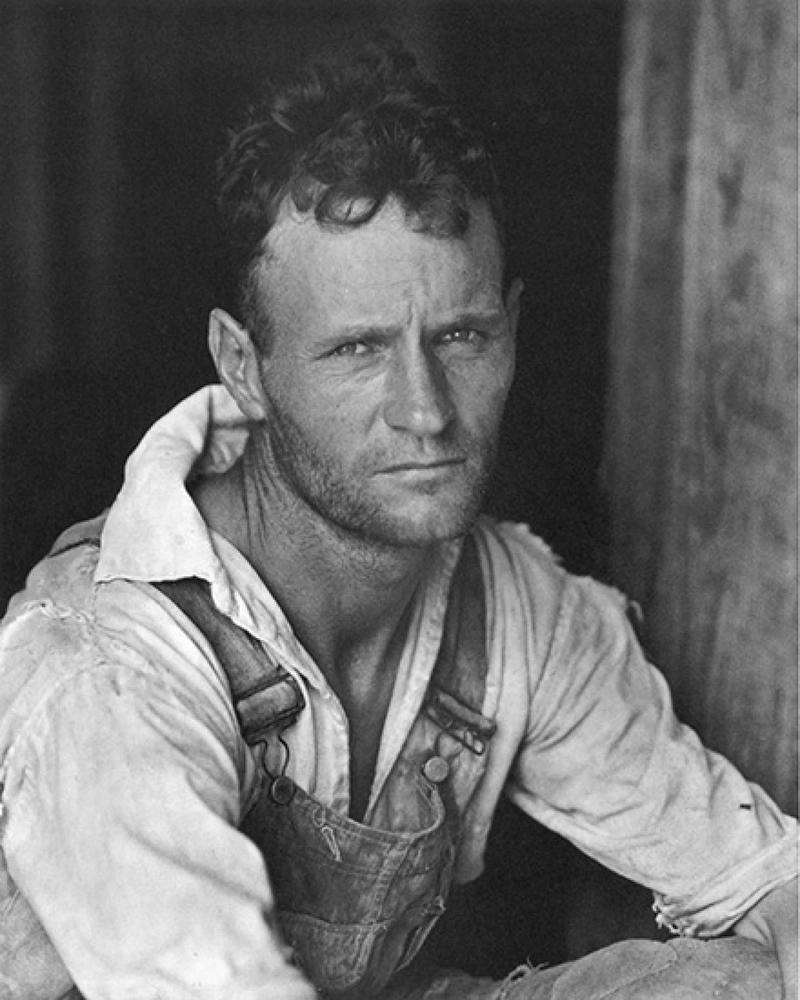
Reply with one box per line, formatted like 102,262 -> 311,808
3,512 -> 108,622
47,511 -> 108,557
470,515 -> 566,582
0,511 -> 236,755
468,516 -> 634,646
0,514 -> 113,752
465,516 -> 572,643
470,516 -> 629,612
0,510 -> 162,720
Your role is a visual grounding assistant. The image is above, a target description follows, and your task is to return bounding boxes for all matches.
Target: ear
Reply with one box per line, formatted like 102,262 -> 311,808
208,308 -> 267,421
504,277 -> 524,336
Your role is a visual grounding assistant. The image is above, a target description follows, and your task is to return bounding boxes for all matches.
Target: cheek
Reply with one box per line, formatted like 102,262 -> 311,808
269,382 -> 374,461
268,355 -> 381,418
453,362 -> 514,432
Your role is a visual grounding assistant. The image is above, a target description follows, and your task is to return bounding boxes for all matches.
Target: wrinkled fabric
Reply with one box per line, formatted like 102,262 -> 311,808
241,772 -> 457,997
491,938 -> 782,1000
0,385 -> 795,1000
377,940 -> 782,999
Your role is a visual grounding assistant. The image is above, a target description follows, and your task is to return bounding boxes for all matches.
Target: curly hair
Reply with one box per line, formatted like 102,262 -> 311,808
216,35 -> 505,348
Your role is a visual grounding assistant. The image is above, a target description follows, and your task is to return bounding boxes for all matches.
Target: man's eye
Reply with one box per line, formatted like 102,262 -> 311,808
331,341 -> 370,357
440,329 -> 483,346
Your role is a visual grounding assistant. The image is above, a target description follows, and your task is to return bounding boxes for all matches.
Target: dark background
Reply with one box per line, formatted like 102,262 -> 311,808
1,0 -> 662,976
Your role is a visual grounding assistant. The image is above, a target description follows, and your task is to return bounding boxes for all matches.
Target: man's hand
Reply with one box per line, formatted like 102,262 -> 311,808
733,876 -> 798,999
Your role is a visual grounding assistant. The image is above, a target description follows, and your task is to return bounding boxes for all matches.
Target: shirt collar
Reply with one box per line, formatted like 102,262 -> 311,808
96,385 -> 249,594
95,383 -> 462,666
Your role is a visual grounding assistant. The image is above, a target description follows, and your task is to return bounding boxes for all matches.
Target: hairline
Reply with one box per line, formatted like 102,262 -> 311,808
241,194 -> 508,356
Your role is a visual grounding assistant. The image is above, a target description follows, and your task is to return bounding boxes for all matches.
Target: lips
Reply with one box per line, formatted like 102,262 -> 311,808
377,458 -> 466,474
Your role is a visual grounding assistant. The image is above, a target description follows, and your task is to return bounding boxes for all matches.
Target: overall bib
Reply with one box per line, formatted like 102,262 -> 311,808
3,530 -> 784,1000
169,545 -> 783,1000
156,536 -> 494,999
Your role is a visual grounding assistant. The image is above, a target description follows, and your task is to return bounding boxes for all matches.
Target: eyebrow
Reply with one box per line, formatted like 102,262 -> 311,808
327,309 -> 508,341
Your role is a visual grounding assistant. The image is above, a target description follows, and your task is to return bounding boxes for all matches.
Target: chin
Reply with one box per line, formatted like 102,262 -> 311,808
352,499 -> 482,549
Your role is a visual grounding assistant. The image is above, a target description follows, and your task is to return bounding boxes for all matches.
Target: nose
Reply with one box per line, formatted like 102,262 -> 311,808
383,345 -> 454,438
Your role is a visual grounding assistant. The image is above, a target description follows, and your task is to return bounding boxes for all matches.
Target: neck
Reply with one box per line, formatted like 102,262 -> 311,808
195,441 -> 436,681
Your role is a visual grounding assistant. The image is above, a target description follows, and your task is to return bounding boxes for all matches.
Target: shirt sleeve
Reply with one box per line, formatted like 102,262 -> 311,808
505,569 -> 798,937
0,605 -> 315,1000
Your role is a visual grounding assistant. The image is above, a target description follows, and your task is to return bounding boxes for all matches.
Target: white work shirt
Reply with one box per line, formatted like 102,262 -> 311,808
0,386 -> 795,1000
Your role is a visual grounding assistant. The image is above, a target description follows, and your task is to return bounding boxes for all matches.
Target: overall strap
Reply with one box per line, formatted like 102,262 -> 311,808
47,516 -> 105,558
424,533 -> 495,756
151,579 -> 305,745
45,519 -> 304,745
51,520 -> 490,753
152,538 -> 492,756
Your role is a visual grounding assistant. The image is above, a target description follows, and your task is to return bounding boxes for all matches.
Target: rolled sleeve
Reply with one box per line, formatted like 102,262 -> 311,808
506,572 -> 798,937
0,618 -> 314,1000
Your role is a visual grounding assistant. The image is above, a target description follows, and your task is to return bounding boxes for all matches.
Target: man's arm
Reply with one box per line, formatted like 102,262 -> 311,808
734,876 -> 798,999
0,604 -> 315,1000
494,543 -> 798,942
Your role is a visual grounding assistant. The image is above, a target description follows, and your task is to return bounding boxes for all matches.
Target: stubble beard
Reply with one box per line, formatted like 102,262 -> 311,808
263,407 -> 498,550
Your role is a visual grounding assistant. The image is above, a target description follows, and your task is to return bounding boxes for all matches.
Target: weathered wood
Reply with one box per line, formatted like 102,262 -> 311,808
605,0 -> 797,812
604,2 -> 699,610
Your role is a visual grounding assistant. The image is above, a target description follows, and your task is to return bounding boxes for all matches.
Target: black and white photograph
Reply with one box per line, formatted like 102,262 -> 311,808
0,2 -> 796,997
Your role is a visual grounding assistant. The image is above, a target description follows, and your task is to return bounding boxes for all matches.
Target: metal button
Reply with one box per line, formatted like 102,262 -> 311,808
269,775 -> 296,805
422,756 -> 450,784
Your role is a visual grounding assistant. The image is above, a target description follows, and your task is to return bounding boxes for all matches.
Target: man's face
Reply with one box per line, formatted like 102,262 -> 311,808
251,198 -> 519,548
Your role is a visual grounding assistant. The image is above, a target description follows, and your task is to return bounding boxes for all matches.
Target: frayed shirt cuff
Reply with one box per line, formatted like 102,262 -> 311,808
651,830 -> 799,937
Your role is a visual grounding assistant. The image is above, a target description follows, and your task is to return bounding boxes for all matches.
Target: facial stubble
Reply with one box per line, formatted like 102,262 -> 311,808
264,404 -> 500,549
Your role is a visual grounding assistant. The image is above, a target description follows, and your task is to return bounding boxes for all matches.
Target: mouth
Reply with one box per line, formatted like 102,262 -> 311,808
377,458 -> 466,474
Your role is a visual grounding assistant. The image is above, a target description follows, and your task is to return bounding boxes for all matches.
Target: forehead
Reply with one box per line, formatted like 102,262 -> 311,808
260,198 -> 505,327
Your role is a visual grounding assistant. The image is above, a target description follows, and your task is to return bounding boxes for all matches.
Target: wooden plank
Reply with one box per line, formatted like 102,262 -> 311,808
603,2 -> 698,608
605,0 -> 797,811
662,0 -> 797,807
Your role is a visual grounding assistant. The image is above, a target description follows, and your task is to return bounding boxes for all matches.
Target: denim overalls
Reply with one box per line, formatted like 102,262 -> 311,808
157,537 -> 494,999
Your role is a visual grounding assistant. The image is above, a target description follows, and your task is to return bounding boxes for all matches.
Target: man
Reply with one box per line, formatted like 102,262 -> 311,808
0,37 -> 795,1000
